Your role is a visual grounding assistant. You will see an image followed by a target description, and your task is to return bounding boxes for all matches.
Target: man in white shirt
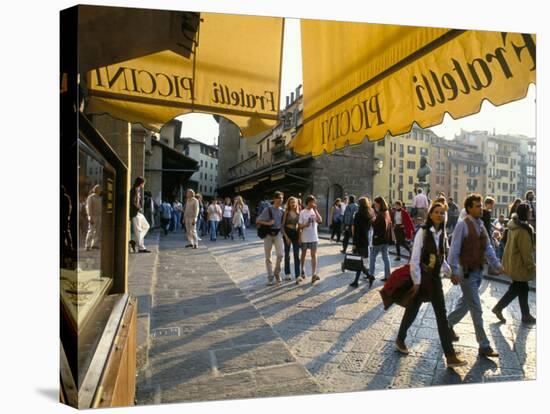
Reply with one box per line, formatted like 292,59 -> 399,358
298,195 -> 323,284
412,188 -> 429,220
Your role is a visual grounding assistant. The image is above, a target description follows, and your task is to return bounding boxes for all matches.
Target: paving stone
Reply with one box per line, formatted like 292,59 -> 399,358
214,341 -> 295,374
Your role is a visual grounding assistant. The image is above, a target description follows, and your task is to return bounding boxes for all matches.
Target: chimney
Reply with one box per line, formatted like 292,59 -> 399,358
285,96 -> 289,108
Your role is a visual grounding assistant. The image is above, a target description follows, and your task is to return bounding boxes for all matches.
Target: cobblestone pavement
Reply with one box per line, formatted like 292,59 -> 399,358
133,230 -> 320,406
209,229 -> 536,393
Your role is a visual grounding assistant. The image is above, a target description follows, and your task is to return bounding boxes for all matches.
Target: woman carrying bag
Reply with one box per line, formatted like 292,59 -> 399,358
492,203 -> 536,324
395,202 -> 467,368
349,197 -> 375,288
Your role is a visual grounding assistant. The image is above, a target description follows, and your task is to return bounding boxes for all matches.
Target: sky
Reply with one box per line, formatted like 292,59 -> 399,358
179,18 -> 536,144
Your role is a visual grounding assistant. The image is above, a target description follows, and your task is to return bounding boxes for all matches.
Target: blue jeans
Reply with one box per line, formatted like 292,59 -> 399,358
174,211 -> 182,231
369,244 -> 391,280
209,220 -> 219,241
447,268 -> 490,349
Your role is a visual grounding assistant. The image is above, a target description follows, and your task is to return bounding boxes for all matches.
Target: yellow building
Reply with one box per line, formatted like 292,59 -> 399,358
373,125 -> 438,206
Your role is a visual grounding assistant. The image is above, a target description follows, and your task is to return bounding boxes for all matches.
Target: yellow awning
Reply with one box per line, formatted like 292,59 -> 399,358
85,12 -> 284,136
291,21 -> 536,155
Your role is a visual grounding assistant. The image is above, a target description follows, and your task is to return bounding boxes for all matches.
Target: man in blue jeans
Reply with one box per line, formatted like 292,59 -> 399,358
447,193 -> 504,358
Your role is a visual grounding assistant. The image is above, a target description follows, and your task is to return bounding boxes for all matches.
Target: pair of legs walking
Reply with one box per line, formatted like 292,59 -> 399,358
493,281 -> 535,323
369,244 -> 391,280
264,233 -> 284,285
300,242 -> 320,284
398,275 -> 456,357
284,229 -> 300,280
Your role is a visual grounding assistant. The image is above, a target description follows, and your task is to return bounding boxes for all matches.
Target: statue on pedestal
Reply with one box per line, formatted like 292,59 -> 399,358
414,156 -> 432,202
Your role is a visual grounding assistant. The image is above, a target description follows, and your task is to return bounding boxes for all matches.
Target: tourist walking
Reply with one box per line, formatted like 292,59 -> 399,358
349,197 -> 375,288
183,189 -> 200,249
256,192 -> 285,285
221,197 -> 233,239
172,199 -> 183,231
390,200 -> 414,261
85,184 -> 102,250
492,203 -> 536,324
231,196 -> 246,240
395,202 -> 467,368
299,195 -> 323,284
243,200 -> 250,228
341,195 -> 358,254
412,188 -> 430,221
129,176 -> 151,253
282,196 -> 301,283
159,199 -> 173,235
196,193 -> 207,238
482,196 -> 495,236
207,198 -> 222,241
329,198 -> 343,242
447,193 -> 503,358
369,196 -> 393,281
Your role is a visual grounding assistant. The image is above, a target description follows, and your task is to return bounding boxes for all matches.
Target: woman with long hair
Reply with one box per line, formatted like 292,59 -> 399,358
395,202 -> 466,367
221,197 -> 233,239
369,196 -> 392,281
329,198 -> 343,243
508,198 -> 522,219
492,203 -> 536,324
232,195 -> 246,240
350,197 -> 375,288
282,196 -> 301,282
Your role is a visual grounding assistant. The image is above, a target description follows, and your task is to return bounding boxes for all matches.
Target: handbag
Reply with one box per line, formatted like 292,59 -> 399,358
341,254 -> 365,272
257,207 -> 273,239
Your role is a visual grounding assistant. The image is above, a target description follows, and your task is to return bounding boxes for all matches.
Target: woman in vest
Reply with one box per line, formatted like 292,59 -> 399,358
369,196 -> 392,281
349,197 -> 375,288
492,203 -> 536,324
395,202 -> 467,368
282,197 -> 301,283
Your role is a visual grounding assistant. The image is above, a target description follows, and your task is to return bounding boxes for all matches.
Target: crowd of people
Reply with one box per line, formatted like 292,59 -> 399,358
127,178 -> 536,369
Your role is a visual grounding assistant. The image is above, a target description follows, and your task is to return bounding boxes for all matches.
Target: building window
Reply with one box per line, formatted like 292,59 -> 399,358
407,145 -> 416,154
407,161 -> 416,169
420,148 -> 428,156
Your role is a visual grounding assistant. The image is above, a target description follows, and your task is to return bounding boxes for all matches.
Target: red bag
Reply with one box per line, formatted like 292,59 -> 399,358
379,264 -> 415,310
